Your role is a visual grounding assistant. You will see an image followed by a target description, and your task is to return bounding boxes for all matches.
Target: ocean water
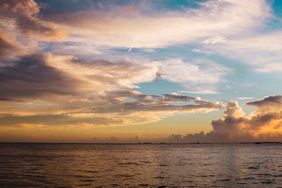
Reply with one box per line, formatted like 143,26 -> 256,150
0,143 -> 281,187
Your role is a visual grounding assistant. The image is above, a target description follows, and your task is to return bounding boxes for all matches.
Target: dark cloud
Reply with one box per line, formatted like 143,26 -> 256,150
248,96 -> 282,106
0,113 -> 121,127
93,91 -> 221,113
0,54 -> 80,99
162,94 -> 194,101
0,98 -> 22,102
247,96 -> 282,113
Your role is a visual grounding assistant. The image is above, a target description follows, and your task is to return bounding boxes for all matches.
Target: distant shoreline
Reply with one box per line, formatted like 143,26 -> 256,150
0,142 -> 281,145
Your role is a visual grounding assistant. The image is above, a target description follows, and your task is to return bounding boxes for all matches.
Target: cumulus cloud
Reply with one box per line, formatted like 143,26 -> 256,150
169,96 -> 282,143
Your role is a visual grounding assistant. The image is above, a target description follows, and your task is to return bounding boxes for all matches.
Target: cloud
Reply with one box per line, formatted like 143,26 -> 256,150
0,114 -> 121,127
43,55 -> 228,96
1,0 -> 280,131
0,0 -> 39,16
38,0 -> 278,75
158,59 -> 229,94
0,92 -> 221,127
0,0 -> 265,101
237,97 -> 255,100
247,95 -> 282,113
0,0 -> 65,40
169,96 -> 282,143
48,0 -> 269,48
204,31 -> 282,72
0,0 -> 66,62
0,32 -> 22,59
0,53 -> 223,127
92,92 -> 222,113
0,54 -> 81,99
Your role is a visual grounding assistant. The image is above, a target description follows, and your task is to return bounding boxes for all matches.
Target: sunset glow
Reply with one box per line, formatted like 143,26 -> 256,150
0,0 -> 281,143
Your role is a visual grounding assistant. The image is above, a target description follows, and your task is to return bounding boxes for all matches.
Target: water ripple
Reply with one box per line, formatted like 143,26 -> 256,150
0,143 -> 281,187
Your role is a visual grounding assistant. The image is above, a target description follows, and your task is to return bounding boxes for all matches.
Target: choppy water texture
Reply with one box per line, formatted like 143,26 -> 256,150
0,143 -> 281,187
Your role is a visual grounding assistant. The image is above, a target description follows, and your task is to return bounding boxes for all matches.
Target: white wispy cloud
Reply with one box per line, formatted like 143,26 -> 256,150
51,0 -> 269,48
157,59 -> 229,94
204,31 -> 282,72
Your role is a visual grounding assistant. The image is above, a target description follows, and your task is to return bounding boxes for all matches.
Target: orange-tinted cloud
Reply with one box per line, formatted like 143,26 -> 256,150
0,0 -> 65,60
168,96 -> 282,143
0,32 -> 22,59
0,52 -> 222,127
0,92 -> 221,127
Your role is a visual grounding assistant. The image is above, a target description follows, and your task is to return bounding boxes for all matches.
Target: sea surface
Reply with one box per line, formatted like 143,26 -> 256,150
0,143 -> 281,187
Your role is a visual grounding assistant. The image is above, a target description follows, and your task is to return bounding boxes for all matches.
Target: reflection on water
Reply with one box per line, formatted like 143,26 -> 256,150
0,144 -> 281,187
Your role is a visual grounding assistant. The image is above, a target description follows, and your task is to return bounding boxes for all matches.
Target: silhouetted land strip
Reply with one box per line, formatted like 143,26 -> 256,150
0,142 -> 281,145
240,142 -> 282,144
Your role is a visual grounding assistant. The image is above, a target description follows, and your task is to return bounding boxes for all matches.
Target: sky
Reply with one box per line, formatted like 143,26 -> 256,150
0,0 -> 281,143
